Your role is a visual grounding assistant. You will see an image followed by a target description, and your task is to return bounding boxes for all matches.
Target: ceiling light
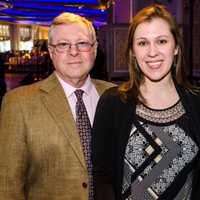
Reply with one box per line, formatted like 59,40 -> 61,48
0,0 -> 13,10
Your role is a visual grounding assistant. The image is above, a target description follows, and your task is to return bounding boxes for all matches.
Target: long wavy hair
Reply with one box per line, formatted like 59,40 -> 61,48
118,4 -> 193,105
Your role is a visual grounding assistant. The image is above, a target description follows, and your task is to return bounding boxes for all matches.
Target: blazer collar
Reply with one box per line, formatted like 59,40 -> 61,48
91,79 -> 108,96
40,72 -> 106,96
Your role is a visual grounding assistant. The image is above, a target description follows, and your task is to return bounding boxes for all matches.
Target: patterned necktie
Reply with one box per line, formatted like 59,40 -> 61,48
75,89 -> 93,200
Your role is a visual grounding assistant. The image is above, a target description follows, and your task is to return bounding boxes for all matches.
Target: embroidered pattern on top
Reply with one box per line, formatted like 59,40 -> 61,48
122,102 -> 199,200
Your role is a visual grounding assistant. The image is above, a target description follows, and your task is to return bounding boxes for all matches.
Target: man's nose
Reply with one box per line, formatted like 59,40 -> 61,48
69,44 -> 79,56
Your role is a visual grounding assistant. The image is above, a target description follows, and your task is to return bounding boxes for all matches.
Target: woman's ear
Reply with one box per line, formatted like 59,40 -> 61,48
174,45 -> 179,55
130,48 -> 135,58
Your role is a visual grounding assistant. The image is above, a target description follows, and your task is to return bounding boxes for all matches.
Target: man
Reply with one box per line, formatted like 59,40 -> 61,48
0,13 -> 114,199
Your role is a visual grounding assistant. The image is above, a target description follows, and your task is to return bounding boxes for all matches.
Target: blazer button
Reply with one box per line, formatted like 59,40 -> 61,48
82,182 -> 87,188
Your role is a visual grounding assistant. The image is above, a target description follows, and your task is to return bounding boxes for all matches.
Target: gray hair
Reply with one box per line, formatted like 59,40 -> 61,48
48,12 -> 96,45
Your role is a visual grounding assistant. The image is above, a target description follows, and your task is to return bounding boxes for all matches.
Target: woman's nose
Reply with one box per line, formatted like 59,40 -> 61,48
147,43 -> 158,57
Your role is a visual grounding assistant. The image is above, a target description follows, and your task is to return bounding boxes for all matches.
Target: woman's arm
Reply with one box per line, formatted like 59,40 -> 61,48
92,90 -> 116,200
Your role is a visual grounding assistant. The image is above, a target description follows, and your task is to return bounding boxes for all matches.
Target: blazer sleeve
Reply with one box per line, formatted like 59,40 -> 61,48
0,92 -> 27,200
92,89 -> 116,200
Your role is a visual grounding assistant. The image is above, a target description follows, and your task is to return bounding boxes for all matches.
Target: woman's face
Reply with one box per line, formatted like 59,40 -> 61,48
133,18 -> 178,84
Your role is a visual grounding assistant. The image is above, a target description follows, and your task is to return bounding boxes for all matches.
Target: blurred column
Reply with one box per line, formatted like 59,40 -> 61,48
111,0 -> 133,24
183,0 -> 193,76
10,24 -> 20,52
98,0 -> 132,82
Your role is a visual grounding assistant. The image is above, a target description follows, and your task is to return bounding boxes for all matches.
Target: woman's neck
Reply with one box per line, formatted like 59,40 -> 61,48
140,78 -> 179,109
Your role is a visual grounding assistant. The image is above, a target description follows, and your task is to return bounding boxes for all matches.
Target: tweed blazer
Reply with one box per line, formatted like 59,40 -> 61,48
0,72 -> 115,200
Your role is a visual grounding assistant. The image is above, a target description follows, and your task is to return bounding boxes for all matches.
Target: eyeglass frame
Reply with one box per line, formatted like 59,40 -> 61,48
49,41 -> 97,53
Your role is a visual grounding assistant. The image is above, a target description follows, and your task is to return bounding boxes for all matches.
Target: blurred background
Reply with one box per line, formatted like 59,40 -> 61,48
0,0 -> 199,104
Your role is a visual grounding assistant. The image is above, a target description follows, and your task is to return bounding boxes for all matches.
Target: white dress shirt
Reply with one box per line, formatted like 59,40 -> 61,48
55,73 -> 99,125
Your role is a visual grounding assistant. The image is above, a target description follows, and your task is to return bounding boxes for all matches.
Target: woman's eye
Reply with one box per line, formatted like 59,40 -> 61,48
138,41 -> 147,46
158,39 -> 167,44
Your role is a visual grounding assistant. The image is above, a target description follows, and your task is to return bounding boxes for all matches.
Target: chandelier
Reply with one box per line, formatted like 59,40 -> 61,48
0,0 -> 13,10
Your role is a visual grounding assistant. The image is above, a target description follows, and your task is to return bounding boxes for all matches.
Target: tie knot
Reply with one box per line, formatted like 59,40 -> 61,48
75,89 -> 84,101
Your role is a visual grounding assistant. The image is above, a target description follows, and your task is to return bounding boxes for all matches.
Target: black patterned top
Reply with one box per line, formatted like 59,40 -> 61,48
122,100 -> 199,200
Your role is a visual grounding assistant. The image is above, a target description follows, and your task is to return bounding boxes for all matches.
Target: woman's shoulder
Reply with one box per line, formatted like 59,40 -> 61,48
177,84 -> 200,110
100,86 -> 122,102
96,86 -> 124,109
183,87 -> 200,100
98,86 -> 133,112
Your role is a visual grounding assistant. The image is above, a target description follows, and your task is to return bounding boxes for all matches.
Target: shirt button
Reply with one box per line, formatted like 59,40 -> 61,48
82,182 -> 87,188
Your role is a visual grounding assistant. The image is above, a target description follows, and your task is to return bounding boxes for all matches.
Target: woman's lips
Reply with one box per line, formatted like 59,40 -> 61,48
146,61 -> 162,68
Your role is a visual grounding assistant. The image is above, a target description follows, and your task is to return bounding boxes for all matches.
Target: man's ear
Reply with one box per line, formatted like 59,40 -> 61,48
94,42 -> 98,57
48,46 -> 53,59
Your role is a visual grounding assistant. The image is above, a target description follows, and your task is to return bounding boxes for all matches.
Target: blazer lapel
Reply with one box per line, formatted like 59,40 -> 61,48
39,73 -> 87,170
92,79 -> 111,95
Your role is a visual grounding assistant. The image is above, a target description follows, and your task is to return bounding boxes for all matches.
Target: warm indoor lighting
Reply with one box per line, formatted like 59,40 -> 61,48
0,0 -> 13,10
0,24 -> 10,41
0,0 -> 109,27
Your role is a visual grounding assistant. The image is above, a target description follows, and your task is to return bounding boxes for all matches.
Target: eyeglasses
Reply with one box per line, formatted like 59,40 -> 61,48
49,41 -> 96,53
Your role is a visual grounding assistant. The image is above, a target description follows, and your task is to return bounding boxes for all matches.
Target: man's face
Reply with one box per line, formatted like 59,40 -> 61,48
48,23 -> 97,87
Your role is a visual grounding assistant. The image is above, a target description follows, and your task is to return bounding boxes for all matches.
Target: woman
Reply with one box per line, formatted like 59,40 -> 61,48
92,4 -> 200,200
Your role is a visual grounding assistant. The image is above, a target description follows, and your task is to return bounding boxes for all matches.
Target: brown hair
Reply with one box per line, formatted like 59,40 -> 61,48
119,4 -> 193,105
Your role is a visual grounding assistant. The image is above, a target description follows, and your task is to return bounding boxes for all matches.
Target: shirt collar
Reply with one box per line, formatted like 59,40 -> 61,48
55,72 -> 93,98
